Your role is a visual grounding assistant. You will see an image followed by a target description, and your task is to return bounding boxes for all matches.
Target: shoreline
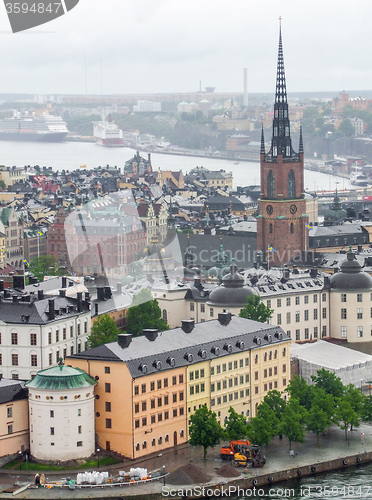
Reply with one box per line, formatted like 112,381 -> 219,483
2,424 -> 372,498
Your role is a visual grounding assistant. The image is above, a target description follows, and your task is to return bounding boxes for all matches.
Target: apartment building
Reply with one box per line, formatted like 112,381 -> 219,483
67,314 -> 290,459
0,378 -> 28,459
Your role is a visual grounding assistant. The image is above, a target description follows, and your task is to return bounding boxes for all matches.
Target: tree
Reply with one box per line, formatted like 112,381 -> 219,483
29,255 -> 66,282
88,314 -> 121,348
126,289 -> 169,335
334,398 -> 359,441
279,398 -> 307,450
239,295 -> 273,323
286,375 -> 313,411
224,407 -> 248,441
305,387 -> 335,446
262,390 -> 286,426
338,119 -> 354,137
188,406 -> 224,458
0,180 -> 6,191
311,368 -> 344,399
246,402 -> 278,446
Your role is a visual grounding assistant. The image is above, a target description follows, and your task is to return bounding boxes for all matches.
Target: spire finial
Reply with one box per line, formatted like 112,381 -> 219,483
279,15 -> 282,27
260,124 -> 265,154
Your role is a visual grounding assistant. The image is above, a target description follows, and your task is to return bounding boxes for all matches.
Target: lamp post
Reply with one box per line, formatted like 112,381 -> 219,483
19,451 -> 22,472
96,447 -> 100,469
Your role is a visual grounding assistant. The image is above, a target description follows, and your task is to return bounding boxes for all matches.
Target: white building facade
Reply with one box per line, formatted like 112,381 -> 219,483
26,365 -> 96,461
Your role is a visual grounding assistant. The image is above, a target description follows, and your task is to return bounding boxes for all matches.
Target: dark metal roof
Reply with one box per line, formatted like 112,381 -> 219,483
0,295 -> 89,325
0,379 -> 28,404
70,316 -> 289,379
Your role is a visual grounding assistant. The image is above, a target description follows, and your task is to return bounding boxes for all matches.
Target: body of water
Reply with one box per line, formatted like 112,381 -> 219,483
243,464 -> 372,499
0,140 -> 352,193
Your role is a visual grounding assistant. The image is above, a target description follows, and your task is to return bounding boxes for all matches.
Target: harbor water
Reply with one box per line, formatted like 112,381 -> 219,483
0,140 -> 353,192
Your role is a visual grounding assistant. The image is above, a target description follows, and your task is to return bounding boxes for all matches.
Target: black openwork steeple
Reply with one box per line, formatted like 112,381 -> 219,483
266,22 -> 299,162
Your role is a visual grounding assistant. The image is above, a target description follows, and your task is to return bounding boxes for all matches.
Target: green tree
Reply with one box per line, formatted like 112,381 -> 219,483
262,390 -> 287,426
338,119 -> 354,137
126,289 -> 169,335
0,180 -> 6,191
362,395 -> 372,422
188,406 -> 224,458
29,255 -> 66,282
334,397 -> 359,441
305,387 -> 335,445
279,398 -> 307,450
239,295 -> 273,323
224,407 -> 248,441
343,384 -> 364,430
88,314 -> 121,348
246,402 -> 279,446
311,368 -> 344,399
286,375 -> 313,410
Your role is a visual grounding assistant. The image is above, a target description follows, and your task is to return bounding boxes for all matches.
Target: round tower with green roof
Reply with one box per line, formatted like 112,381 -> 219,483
26,363 -> 97,462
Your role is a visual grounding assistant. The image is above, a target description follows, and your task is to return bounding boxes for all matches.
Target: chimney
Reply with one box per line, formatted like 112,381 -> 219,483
148,153 -> 151,164
84,292 -> 90,302
104,286 -> 112,299
37,289 -> 44,300
0,373 -> 2,380
118,333 -> 132,349
181,319 -> 195,333
218,312 -> 232,325
13,275 -> 25,290
116,282 -> 122,294
310,268 -> 318,278
48,299 -> 55,320
30,277 -> 39,284
0,280 -> 4,292
146,273 -> 154,284
358,245 -> 363,253
97,287 -> 105,300
77,292 -> 83,312
143,329 -> 158,341
62,276 -> 67,288
4,289 -> 10,298
324,276 -> 330,288
12,295 -> 18,303
94,302 -> 99,316
59,289 -> 66,297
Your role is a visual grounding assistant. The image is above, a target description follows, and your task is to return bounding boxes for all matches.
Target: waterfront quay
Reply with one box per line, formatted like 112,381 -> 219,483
2,423 -> 372,499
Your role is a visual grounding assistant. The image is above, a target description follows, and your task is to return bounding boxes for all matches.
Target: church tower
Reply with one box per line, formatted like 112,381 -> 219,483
257,23 -> 308,265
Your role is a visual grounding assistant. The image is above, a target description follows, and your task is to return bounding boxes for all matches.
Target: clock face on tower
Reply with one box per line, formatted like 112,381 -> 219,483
266,205 -> 273,215
290,204 -> 297,215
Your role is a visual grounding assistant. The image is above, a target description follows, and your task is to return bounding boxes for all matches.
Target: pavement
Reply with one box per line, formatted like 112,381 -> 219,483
1,423 -> 372,498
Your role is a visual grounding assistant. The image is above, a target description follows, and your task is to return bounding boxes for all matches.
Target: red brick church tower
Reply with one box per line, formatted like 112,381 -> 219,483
257,24 -> 308,265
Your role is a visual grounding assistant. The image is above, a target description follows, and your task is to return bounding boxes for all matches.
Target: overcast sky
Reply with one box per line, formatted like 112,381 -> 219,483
0,0 -> 371,96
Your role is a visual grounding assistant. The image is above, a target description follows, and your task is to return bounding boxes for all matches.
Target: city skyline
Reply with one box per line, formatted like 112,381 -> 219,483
0,0 -> 370,96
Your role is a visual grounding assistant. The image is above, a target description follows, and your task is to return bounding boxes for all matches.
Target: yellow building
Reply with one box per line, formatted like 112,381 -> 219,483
0,379 -> 29,459
67,315 -> 290,460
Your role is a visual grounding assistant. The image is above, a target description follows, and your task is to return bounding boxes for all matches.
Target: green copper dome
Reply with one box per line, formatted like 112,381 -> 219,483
26,365 -> 97,391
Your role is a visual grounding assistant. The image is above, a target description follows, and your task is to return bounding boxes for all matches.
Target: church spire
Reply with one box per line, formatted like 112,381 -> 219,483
260,124 -> 265,154
267,21 -> 298,161
299,125 -> 304,154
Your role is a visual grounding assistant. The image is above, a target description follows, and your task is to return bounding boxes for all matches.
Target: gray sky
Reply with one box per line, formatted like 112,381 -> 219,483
0,0 -> 371,96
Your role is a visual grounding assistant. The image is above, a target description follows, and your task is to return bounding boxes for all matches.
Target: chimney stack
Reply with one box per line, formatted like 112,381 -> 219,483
118,333 -> 132,349
48,299 -> 55,320
181,319 -> 195,333
218,312 -> 232,325
143,329 -> 158,341
77,292 -> 83,312
94,302 -> 99,316
97,287 -> 105,301
59,289 -> 66,297
37,290 -> 44,300
116,282 -> 122,294
104,286 -> 112,299
62,276 -> 67,288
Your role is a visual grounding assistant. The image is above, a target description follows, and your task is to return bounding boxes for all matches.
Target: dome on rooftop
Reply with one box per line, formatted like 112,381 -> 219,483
330,250 -> 372,290
26,365 -> 97,391
208,261 -> 257,306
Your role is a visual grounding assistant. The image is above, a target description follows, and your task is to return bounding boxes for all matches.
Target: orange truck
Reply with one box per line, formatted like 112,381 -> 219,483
220,440 -> 251,460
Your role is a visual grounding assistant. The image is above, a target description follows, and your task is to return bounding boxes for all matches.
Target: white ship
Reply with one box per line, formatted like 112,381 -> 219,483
350,166 -> 369,187
93,114 -> 123,147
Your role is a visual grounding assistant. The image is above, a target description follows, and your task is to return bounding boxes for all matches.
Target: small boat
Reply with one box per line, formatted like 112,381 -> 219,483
350,166 -> 369,186
234,161 -> 239,165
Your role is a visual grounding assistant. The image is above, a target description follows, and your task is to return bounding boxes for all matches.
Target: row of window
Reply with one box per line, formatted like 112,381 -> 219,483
340,308 -> 372,320
189,369 -> 205,380
212,374 -> 249,392
292,326 -> 327,341
341,293 -> 369,303
210,358 -> 249,375
133,408 -> 185,428
134,392 -> 185,412
50,425 -> 82,435
277,308 -> 326,324
134,375 -> 184,395
341,326 -> 368,338
0,325 -> 87,347
134,431 -> 184,451
268,293 -> 326,309
211,389 -> 250,406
